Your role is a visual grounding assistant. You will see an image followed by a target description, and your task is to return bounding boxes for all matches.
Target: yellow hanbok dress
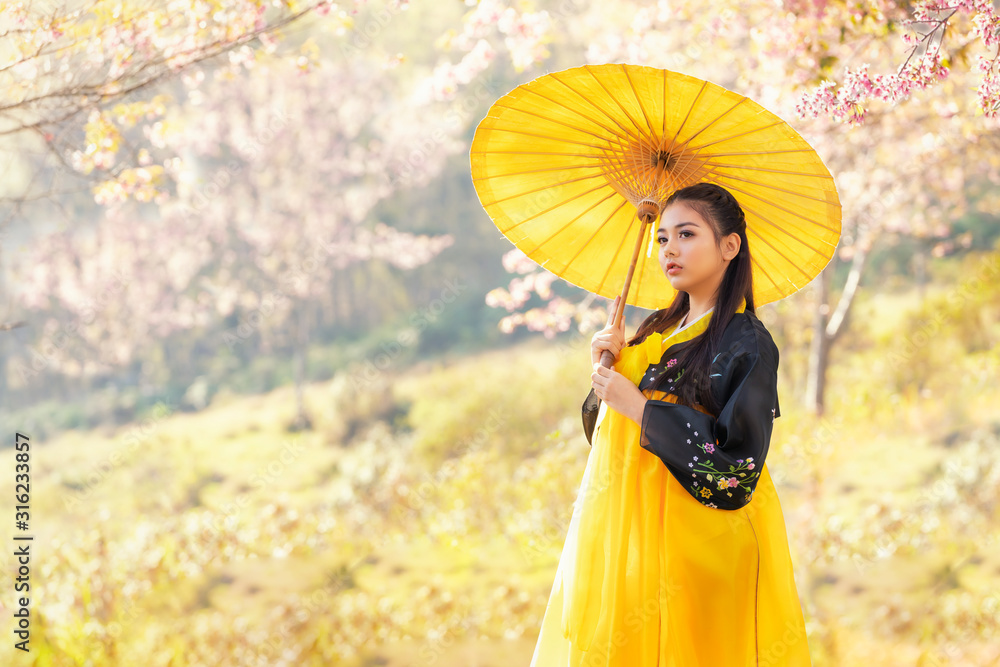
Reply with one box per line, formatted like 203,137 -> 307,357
529,300 -> 810,666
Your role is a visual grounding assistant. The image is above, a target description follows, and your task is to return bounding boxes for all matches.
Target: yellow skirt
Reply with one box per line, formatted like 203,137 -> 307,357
530,326 -> 810,665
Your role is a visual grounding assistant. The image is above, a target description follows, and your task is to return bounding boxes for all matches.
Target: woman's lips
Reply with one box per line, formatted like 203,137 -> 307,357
667,266 -> 682,275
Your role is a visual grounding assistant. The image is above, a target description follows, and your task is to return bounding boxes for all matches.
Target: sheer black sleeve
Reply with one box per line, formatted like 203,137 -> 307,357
638,344 -> 779,511
582,388 -> 601,446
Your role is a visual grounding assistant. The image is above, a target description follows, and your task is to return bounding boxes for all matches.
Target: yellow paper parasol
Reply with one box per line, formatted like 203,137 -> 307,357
470,63 -> 841,362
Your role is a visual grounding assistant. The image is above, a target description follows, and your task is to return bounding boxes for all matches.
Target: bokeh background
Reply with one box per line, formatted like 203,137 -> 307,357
1,1 -> 1000,665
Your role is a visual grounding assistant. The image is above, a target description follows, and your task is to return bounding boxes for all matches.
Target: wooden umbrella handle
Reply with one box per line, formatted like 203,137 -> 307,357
599,208 -> 656,368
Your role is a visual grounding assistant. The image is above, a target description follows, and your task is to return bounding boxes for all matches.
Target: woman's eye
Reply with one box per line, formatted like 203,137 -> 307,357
659,231 -> 693,243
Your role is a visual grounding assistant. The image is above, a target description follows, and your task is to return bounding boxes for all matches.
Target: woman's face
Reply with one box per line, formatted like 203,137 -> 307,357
656,201 -> 739,296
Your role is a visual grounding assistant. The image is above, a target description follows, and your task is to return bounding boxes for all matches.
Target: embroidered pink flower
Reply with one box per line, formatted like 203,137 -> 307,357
727,477 -> 739,488
666,358 -> 677,368
748,463 -> 755,470
704,442 -> 715,453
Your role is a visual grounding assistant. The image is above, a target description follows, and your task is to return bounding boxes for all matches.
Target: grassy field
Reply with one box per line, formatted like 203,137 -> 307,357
2,273 -> 999,666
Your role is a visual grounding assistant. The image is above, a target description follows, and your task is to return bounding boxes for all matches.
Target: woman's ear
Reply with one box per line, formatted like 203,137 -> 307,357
721,232 -> 741,261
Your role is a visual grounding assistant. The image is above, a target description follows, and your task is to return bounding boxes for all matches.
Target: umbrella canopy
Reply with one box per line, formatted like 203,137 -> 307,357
470,63 -> 842,312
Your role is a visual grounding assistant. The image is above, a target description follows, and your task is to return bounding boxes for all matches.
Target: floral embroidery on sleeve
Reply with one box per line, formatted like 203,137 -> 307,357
639,357 -> 684,393
687,438 -> 759,506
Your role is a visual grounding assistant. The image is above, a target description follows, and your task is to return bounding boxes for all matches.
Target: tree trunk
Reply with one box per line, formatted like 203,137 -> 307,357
805,264 -> 831,415
805,237 -> 872,415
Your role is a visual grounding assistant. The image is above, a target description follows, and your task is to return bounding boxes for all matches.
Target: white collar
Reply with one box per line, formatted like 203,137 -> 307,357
670,307 -> 714,337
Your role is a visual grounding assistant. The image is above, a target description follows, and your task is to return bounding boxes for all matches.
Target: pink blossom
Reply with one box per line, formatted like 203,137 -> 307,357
501,248 -> 538,274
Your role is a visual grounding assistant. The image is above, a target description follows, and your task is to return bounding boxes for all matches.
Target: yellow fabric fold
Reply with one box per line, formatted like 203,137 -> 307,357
560,302 -> 736,650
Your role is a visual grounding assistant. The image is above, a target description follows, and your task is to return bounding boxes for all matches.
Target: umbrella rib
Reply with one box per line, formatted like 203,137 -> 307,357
747,246 -> 780,294
700,148 -> 816,158
585,64 -> 656,147
676,96 -> 749,149
549,73 -> 648,147
639,136 -> 659,200
521,190 -> 622,255
722,180 -> 841,236
488,103 -> 620,145
609,132 -> 648,202
470,149 -> 604,158
737,197 -> 838,256
593,200 -> 638,295
714,171 -> 841,208
501,178 -> 623,230
616,64 -> 665,203
482,125 -> 608,151
478,162 -> 604,180
584,64 -> 653,143
660,69 -> 668,150
519,86 -> 630,141
745,224 -> 815,282
671,154 -> 706,191
606,145 -> 642,205
688,119 -> 788,152
492,174 -> 604,204
701,161 -> 837,179
624,64 -> 658,147
663,79 -> 708,161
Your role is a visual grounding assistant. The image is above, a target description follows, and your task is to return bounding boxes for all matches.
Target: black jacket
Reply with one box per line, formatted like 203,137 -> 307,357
582,311 -> 781,511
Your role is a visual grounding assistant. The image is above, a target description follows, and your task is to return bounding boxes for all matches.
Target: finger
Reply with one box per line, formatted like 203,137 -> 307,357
606,295 -> 620,327
596,334 -> 622,347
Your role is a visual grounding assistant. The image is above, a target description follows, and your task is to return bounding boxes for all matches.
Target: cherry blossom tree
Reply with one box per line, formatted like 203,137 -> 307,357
159,56 -> 457,427
788,0 -> 1000,124
0,0 -> 352,207
0,0 -> 356,345
7,48 -> 463,419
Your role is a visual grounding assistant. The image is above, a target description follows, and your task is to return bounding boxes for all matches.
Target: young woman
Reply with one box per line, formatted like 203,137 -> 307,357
529,182 -> 811,665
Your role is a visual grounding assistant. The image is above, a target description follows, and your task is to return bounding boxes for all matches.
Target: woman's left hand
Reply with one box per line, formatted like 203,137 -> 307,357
591,363 -> 648,425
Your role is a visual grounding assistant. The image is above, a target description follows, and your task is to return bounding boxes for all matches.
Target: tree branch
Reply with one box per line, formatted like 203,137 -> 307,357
825,229 -> 872,342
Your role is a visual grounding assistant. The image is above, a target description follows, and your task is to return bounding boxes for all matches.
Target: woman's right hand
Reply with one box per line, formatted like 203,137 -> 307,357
591,295 -> 625,367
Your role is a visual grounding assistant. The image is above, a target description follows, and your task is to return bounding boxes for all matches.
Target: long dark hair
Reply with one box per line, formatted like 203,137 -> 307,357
624,182 -> 755,416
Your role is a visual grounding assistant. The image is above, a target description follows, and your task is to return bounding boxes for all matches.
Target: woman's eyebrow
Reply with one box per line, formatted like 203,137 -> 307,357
656,222 -> 699,233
